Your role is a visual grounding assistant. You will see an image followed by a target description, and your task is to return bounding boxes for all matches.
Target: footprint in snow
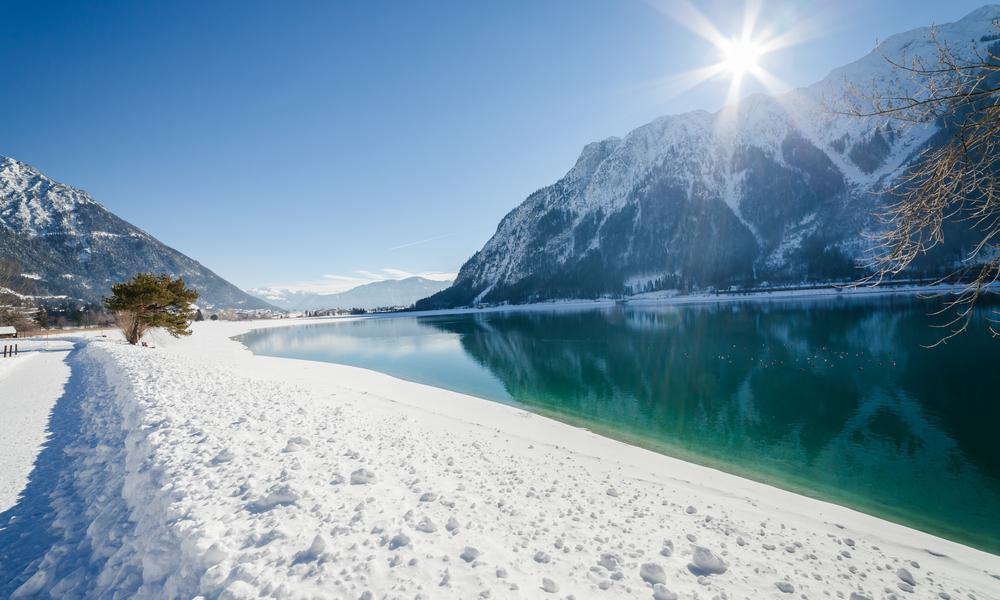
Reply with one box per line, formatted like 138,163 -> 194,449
460,547 -> 480,562
210,448 -> 235,465
350,468 -> 375,485
283,436 -> 311,452
639,562 -> 667,585
293,535 -> 327,564
247,485 -> 300,513
776,581 -> 795,593
687,546 -> 727,576
416,517 -> 437,533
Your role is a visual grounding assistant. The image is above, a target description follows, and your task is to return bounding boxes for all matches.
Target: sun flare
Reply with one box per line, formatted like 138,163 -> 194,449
645,0 -> 814,112
720,37 -> 762,77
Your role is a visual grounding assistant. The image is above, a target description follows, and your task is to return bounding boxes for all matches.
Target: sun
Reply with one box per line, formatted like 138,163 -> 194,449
645,0 -> 814,110
720,37 -> 762,77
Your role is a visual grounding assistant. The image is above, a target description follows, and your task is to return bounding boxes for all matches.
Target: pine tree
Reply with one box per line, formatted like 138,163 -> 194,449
104,273 -> 199,344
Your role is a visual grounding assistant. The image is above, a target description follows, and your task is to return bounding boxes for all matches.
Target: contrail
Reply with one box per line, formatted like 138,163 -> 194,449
387,233 -> 454,252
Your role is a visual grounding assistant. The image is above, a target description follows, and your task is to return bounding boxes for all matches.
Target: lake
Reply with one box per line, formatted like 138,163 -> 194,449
237,295 -> 1000,553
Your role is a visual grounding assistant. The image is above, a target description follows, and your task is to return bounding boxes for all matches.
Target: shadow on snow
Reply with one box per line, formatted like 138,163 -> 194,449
0,343 -> 130,597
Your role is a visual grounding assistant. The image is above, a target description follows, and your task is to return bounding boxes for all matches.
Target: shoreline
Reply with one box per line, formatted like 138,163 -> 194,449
7,309 -> 999,597
450,393 -> 1000,556
225,314 -> 1000,560
211,318 -> 1000,564
282,282 -> 982,325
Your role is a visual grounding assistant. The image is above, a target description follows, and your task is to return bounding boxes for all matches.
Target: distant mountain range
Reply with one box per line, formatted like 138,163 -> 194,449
418,6 -> 999,309
249,276 -> 453,311
0,156 -> 274,310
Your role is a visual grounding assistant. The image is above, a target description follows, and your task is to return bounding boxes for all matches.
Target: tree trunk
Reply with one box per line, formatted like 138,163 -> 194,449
129,313 -> 141,344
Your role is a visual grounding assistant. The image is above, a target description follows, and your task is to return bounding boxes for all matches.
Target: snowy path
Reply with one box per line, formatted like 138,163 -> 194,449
0,340 -> 73,511
0,342 -> 141,597
0,323 -> 998,599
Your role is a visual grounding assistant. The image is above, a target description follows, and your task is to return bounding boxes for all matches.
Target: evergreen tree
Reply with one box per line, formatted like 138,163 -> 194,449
34,308 -> 51,329
104,273 -> 199,344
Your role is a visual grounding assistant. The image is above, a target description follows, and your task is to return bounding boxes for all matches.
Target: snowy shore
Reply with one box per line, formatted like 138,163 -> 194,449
2,319 -> 999,599
336,283 -> 989,323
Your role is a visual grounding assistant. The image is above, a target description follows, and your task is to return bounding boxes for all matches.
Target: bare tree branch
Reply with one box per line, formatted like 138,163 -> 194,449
842,22 -> 1000,340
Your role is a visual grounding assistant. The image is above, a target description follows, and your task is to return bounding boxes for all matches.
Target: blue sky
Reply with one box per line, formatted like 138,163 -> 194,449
0,0 -> 989,292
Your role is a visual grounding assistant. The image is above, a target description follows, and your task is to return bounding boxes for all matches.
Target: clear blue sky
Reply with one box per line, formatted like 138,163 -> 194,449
0,0 -> 989,291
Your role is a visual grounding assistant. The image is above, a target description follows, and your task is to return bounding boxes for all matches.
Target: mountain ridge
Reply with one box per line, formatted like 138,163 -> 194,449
418,6 -> 1000,309
0,156 -> 275,310
250,276 -> 453,311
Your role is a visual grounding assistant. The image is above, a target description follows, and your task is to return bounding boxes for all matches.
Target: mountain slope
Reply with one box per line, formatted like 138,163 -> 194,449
419,6 -> 1000,309
250,276 -> 453,311
0,156 -> 275,310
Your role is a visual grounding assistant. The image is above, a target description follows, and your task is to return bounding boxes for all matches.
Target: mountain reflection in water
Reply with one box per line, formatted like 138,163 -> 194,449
237,296 -> 1000,553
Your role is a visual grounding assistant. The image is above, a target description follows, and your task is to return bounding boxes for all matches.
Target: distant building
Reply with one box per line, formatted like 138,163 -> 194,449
0,326 -> 17,338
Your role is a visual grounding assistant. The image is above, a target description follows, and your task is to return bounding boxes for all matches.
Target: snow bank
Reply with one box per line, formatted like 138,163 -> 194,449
2,343 -> 209,597
3,324 -> 999,598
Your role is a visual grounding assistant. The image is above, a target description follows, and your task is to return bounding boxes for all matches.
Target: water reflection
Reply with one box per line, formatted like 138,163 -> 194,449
238,297 -> 1000,552
239,318 -> 512,402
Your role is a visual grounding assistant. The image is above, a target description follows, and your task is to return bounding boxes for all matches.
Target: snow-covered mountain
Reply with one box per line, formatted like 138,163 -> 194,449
250,276 -> 453,311
419,6 -> 1000,309
0,156 -> 275,310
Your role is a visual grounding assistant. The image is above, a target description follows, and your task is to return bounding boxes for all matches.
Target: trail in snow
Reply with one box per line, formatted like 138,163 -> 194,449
0,343 -> 143,598
0,340 -> 73,512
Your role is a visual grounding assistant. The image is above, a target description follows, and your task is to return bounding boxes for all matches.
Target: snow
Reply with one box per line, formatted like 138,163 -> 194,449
1,320 -> 998,598
0,340 -> 73,511
461,6 -> 1000,295
0,156 -> 97,238
471,283 -> 495,305
0,287 -> 68,301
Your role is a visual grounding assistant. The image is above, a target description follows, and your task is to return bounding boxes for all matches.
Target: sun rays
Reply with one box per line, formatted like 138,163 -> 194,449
642,0 -> 817,113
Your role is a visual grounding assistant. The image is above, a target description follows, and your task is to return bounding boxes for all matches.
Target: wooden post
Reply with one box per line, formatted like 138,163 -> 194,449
14,343 -> 17,356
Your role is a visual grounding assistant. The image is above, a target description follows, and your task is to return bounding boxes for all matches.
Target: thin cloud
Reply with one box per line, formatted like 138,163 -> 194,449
381,268 -> 415,278
322,274 -> 368,282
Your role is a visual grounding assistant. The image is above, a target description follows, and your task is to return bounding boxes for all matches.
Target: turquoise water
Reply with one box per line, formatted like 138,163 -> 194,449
237,295 -> 1000,554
